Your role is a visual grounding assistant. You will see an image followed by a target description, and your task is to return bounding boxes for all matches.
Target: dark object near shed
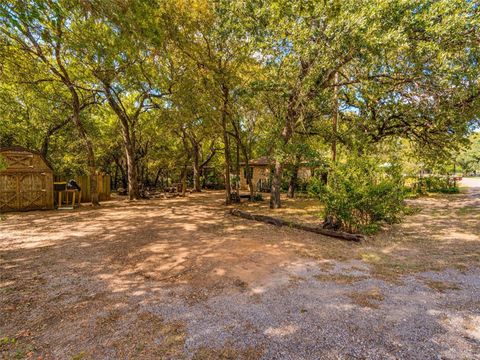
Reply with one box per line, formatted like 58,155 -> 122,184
67,179 -> 81,191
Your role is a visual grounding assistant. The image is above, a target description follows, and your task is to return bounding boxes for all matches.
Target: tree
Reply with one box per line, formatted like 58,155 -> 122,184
457,133 -> 480,174
253,0 -> 479,208
1,0 -> 100,205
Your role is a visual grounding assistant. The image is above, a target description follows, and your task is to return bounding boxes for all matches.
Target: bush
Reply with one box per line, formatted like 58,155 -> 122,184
309,158 -> 406,234
414,175 -> 460,194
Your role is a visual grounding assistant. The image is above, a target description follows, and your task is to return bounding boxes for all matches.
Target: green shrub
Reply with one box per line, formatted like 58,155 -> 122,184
414,175 -> 460,194
309,158 -> 406,234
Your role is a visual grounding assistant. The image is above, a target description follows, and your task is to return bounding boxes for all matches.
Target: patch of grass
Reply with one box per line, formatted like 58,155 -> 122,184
0,336 -> 35,359
403,206 -> 422,216
347,288 -> 385,309
271,189 -> 480,281
457,206 -> 478,215
424,280 -> 461,293
71,351 -> 86,360
155,320 -> 186,358
237,195 -> 324,226
108,312 -> 187,358
0,336 -> 17,347
315,273 -> 367,285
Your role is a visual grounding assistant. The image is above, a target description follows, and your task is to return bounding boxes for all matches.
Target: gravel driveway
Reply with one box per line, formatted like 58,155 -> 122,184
1,186 -> 479,359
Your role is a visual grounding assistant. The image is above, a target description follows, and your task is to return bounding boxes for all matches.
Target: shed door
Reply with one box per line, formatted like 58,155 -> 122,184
0,174 -> 18,212
0,172 -> 49,211
19,173 -> 48,210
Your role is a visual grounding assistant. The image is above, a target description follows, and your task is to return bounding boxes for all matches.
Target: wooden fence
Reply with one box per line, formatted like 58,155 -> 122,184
76,174 -> 111,202
55,174 -> 111,203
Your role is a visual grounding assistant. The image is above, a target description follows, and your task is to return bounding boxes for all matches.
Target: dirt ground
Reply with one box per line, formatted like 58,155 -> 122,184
1,179 -> 479,359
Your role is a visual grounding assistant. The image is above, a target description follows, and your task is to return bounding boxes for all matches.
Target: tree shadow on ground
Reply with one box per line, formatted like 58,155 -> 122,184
0,190 -> 479,358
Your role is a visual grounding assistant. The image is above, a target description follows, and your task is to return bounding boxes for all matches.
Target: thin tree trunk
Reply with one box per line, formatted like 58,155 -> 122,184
246,161 -> 254,199
270,87 -> 296,209
41,116 -> 70,158
221,85 -> 232,205
40,136 -> 51,159
287,164 -> 299,198
332,72 -> 339,163
103,85 -> 140,200
71,110 -> 99,206
235,138 -> 240,193
124,139 -> 140,200
114,162 -> 118,190
181,165 -> 187,197
117,161 -> 127,189
153,168 -> 162,188
192,140 -> 201,192
68,87 -> 99,206
238,142 -> 254,199
180,128 -> 191,196
270,160 -> 283,209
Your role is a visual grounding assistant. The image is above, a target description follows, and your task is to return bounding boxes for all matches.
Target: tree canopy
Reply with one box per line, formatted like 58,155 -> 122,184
1,0 -> 479,207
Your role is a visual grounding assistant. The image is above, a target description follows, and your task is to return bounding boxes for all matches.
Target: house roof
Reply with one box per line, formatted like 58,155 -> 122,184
240,156 -> 271,166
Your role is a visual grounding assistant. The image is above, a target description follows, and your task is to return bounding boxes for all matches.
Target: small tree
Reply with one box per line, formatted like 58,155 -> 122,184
310,157 -> 406,234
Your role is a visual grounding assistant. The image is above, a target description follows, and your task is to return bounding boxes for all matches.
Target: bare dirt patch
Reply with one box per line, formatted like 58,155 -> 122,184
1,186 -> 479,359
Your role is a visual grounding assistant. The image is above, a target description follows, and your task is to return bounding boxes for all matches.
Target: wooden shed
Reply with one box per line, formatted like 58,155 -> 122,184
0,146 -> 54,212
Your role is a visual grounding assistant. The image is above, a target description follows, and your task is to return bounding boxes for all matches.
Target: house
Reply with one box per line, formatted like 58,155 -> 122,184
238,157 -> 314,192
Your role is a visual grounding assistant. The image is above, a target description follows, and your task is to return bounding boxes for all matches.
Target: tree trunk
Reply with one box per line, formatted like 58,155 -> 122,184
114,163 -> 118,190
40,136 -> 50,159
235,139 -> 240,193
332,72 -> 339,163
124,138 -> 140,200
41,117 -> 71,158
245,162 -> 254,199
75,123 -> 98,206
192,140 -> 201,192
270,159 -> 283,209
116,160 -> 128,189
270,89 -> 296,208
103,85 -> 140,200
181,165 -> 187,197
287,164 -> 299,198
221,85 -> 232,205
70,100 -> 99,206
153,167 -> 162,188
238,143 -> 254,199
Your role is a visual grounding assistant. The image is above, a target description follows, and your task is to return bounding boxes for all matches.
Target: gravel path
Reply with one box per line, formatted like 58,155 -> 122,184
153,264 -> 480,360
1,186 -> 479,359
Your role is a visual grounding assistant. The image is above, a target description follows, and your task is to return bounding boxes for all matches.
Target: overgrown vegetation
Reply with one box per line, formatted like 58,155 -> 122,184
0,0 -> 479,211
418,176 -> 460,194
309,158 -> 406,234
